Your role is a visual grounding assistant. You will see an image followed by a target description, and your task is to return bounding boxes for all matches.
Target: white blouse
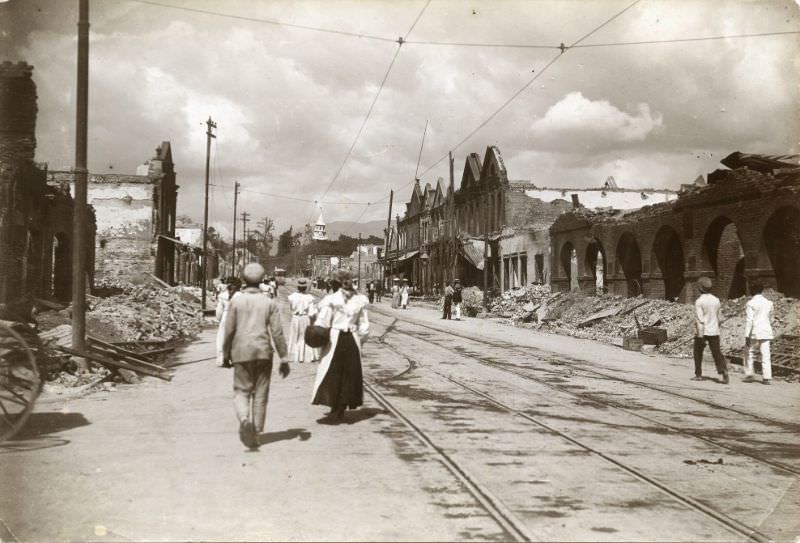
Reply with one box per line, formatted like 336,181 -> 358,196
317,290 -> 369,337
288,292 -> 317,317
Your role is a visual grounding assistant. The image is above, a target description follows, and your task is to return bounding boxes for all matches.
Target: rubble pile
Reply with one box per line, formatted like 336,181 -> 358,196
461,287 -> 485,317
88,280 -> 203,343
489,288 -> 800,370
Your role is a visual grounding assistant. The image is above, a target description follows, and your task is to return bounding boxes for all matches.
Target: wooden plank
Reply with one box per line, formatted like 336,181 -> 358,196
57,346 -> 172,381
88,335 -> 157,364
87,339 -> 169,373
148,273 -> 170,289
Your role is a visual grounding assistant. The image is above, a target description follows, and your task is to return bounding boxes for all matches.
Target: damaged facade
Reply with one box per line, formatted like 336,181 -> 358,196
0,61 -> 95,313
48,142 -> 178,284
549,154 -> 800,302
389,146 -> 676,294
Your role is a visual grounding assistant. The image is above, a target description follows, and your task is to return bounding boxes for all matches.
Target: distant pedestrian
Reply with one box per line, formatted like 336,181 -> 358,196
743,282 -> 774,385
223,263 -> 289,449
692,276 -> 728,384
287,278 -> 319,364
391,278 -> 400,309
376,280 -> 383,302
215,277 -> 241,367
401,279 -> 410,309
452,279 -> 463,320
367,280 -> 376,304
312,268 -> 369,423
442,280 -> 454,320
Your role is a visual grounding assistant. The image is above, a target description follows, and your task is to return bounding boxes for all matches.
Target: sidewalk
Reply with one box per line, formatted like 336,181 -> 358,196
0,325 -> 502,542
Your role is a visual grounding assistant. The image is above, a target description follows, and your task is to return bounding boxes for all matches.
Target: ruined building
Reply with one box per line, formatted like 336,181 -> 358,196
0,61 -> 95,313
48,141 -> 178,284
390,146 -> 676,293
549,153 -> 800,302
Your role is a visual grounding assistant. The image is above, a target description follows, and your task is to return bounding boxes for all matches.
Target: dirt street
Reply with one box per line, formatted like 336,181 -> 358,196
1,288 -> 798,542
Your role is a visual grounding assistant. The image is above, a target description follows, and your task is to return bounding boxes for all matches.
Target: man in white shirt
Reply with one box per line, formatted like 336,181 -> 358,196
743,282 -> 774,385
692,276 -> 728,384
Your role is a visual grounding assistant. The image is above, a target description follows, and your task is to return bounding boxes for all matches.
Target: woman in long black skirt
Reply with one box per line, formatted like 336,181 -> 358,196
311,268 -> 369,422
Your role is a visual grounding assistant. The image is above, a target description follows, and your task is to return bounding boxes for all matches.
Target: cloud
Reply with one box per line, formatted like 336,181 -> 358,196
528,92 -> 663,151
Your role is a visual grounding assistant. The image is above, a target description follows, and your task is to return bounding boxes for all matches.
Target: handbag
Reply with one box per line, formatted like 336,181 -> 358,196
305,324 -> 331,348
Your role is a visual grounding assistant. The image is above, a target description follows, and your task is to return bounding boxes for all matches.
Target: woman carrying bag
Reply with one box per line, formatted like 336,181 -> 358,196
310,268 -> 369,423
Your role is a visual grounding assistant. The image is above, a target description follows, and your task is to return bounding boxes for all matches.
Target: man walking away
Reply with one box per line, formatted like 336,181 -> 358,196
452,279 -> 463,320
368,280 -> 376,304
692,276 -> 728,384
442,281 -> 454,320
224,263 -> 289,449
743,282 -> 774,385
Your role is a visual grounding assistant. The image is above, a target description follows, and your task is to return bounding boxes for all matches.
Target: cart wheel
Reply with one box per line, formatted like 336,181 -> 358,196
0,322 -> 41,442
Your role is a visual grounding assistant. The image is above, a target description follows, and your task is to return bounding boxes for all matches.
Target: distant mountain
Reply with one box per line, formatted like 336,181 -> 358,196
325,220 -> 386,240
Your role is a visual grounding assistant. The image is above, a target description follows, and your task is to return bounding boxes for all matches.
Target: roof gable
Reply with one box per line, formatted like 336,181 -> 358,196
460,153 -> 482,191
480,146 -> 507,182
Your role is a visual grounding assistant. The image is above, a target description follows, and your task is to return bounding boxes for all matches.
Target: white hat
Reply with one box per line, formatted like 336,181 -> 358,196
243,263 -> 265,283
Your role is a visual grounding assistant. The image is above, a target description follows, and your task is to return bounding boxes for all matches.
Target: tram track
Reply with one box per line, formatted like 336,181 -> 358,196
370,305 -> 798,430
375,315 -> 800,478
367,322 -> 773,543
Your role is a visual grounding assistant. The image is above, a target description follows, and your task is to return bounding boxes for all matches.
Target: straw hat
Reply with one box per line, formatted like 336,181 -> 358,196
696,276 -> 713,293
242,263 -> 265,283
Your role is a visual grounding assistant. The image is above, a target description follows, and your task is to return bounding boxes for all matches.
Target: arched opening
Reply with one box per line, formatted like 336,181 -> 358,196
652,226 -> 685,301
702,216 -> 746,299
560,241 -> 578,291
585,239 -> 606,295
616,232 -> 642,297
51,233 -> 71,302
763,206 -> 800,297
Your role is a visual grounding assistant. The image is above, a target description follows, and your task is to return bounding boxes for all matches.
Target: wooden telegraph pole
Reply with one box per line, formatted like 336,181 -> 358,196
71,0 -> 89,368
384,190 -> 393,288
201,116 -> 216,310
231,181 -> 239,273
357,232 -> 362,291
240,211 -> 250,264
483,201 -> 489,311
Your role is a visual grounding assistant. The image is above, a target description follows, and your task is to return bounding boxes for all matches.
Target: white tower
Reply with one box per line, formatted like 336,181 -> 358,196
313,212 -> 328,241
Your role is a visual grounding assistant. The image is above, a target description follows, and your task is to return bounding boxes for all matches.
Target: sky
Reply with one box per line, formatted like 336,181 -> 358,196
1,0 -> 799,238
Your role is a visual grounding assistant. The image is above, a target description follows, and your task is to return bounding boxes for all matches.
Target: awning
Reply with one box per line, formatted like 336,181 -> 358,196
460,240 -> 485,270
395,249 -> 419,262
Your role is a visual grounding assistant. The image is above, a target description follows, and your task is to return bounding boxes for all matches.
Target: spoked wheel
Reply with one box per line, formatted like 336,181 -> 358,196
0,321 -> 41,442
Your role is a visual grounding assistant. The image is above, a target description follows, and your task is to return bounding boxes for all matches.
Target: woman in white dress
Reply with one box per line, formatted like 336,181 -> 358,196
215,277 -> 241,367
287,278 -> 318,363
400,278 -> 410,309
311,268 -> 369,422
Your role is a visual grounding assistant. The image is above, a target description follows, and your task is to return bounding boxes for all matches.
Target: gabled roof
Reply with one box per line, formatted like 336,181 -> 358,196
481,146 -> 507,180
460,153 -> 482,190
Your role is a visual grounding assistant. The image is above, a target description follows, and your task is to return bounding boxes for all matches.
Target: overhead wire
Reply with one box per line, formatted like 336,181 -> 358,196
369,0 -> 647,207
126,0 -> 397,43
310,0 -> 432,225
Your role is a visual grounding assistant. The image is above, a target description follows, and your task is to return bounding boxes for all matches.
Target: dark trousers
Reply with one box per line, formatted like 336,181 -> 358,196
368,291 -> 375,304
442,298 -> 452,319
693,335 -> 727,376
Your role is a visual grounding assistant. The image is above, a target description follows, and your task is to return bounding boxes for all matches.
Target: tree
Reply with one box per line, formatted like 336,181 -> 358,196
176,214 -> 194,226
277,226 -> 303,256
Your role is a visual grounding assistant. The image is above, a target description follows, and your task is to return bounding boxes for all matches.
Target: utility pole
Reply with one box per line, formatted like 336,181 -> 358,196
71,0 -> 89,369
201,116 -> 216,310
395,213 -> 400,280
483,199 -> 489,311
384,190 -> 393,288
357,232 -> 362,291
449,151 -> 455,283
231,181 -> 239,272
240,211 -> 250,264
258,216 -> 272,265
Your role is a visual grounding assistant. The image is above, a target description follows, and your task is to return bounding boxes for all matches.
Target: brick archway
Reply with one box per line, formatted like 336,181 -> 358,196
559,241 -> 578,291
52,232 -> 71,302
615,232 -> 642,297
652,226 -> 685,301
701,216 -> 746,299
763,205 -> 800,297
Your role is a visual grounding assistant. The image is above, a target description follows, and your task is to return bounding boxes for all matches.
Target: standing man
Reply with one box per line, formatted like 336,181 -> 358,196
743,282 -> 774,385
692,276 -> 728,384
224,263 -> 289,449
442,280 -> 454,320
367,280 -> 376,304
452,279 -> 464,321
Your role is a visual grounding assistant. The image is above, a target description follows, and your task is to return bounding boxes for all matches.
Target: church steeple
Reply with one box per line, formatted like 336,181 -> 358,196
313,211 -> 328,241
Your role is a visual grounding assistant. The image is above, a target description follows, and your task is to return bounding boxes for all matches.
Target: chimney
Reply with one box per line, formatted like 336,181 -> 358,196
0,61 -> 37,164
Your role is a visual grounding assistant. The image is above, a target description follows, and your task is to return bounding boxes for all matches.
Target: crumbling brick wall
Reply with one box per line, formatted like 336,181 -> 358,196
550,168 -> 800,302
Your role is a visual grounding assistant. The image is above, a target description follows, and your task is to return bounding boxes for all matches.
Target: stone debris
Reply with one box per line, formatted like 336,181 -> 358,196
489,288 -> 800,373
33,277 -> 203,386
